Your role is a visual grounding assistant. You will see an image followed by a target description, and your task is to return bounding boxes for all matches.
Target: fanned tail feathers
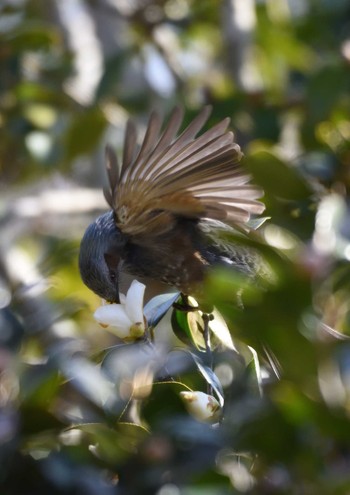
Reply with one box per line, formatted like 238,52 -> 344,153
104,106 -> 265,237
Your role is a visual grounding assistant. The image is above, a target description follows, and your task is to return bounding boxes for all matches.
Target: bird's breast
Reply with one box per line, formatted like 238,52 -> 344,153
123,229 -> 208,294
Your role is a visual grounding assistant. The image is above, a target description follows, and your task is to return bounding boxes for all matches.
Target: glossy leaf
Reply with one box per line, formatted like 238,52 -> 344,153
246,151 -> 312,200
144,292 -> 180,328
190,353 -> 224,407
64,108 -> 107,161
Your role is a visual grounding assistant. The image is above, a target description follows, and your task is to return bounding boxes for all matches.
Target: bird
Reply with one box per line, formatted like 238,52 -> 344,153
79,106 -> 265,304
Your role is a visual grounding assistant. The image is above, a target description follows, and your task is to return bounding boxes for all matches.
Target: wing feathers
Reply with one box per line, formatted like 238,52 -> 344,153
151,132 -> 236,179
105,145 -> 119,190
104,146 -> 119,207
128,111 -> 163,181
105,106 -> 265,237
121,120 -> 137,176
143,120 -> 234,181
145,106 -> 184,162
171,105 -> 212,149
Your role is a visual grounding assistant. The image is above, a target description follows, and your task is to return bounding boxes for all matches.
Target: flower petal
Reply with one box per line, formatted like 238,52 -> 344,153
125,280 -> 146,324
94,304 -> 132,329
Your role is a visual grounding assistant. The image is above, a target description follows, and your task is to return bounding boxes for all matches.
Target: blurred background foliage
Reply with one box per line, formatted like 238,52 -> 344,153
1,0 -> 350,493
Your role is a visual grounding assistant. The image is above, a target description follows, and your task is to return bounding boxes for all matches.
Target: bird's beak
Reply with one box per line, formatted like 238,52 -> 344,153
109,260 -> 122,303
113,287 -> 120,304
104,252 -> 122,303
114,260 -> 122,303
106,282 -> 120,304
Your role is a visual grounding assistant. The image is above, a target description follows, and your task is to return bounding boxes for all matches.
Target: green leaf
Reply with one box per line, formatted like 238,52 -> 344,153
64,108 -> 107,160
171,304 -> 197,348
171,297 -> 237,352
60,356 -> 118,411
95,50 -> 133,101
246,151 -> 312,200
209,308 -> 237,352
190,353 -> 224,407
71,422 -> 148,463
171,296 -> 209,351
8,22 -> 61,50
144,292 -> 180,328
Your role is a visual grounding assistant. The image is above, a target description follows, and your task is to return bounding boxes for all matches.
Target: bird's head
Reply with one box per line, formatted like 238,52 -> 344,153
79,211 -> 126,303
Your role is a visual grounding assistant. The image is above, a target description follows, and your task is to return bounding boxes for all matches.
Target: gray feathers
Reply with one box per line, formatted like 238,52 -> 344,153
79,212 -> 124,302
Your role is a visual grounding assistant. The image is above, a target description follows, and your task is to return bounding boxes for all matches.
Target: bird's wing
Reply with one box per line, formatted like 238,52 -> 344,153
104,106 -> 265,241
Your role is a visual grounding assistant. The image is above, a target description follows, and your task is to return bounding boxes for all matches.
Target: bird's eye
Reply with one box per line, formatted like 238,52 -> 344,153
109,271 -> 116,281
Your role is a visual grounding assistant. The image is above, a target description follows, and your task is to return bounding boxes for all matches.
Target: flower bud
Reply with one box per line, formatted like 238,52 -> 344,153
180,390 -> 221,423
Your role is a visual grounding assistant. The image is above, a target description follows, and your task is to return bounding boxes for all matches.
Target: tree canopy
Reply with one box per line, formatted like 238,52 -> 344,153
1,1 -> 350,494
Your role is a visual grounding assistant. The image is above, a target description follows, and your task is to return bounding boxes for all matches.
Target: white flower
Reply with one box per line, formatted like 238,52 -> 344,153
180,390 -> 221,423
93,280 -> 146,340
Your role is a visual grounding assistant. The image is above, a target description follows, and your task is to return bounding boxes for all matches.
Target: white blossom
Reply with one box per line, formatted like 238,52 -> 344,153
180,390 -> 221,423
93,280 -> 146,340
